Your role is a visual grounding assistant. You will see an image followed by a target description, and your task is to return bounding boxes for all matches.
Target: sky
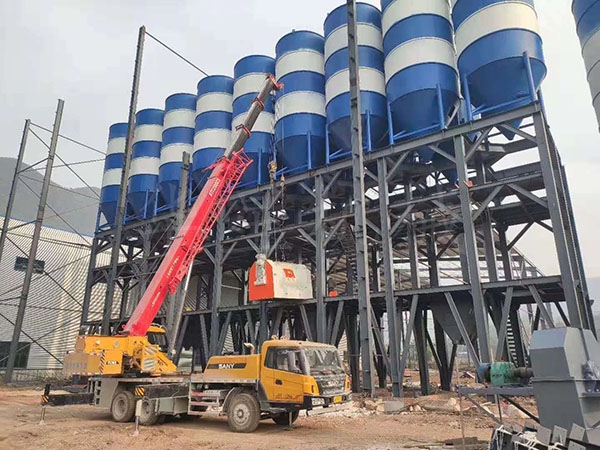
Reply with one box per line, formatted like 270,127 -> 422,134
0,0 -> 599,279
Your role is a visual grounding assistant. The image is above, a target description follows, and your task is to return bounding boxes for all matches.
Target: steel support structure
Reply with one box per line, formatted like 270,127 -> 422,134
4,100 -> 63,382
101,25 -> 145,334
0,119 -> 30,266
82,100 -> 593,395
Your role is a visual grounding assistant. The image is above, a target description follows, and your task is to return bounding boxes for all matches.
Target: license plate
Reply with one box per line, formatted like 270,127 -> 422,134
333,396 -> 343,404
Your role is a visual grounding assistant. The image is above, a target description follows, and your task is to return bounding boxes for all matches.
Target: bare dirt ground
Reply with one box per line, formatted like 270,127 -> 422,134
0,384 -> 511,450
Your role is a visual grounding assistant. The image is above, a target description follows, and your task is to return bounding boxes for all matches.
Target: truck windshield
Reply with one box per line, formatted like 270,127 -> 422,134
302,347 -> 344,375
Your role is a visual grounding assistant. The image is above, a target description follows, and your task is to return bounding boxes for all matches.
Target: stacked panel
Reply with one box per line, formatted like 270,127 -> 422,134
324,2 -> 387,153
193,75 -> 234,187
275,30 -> 327,174
233,55 -> 276,187
100,123 -> 127,227
452,0 -> 546,135
382,0 -> 459,162
128,108 -> 163,219
160,93 -> 196,211
573,0 -> 600,126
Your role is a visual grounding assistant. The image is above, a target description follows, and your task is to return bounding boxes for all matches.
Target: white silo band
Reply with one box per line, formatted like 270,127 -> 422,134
276,50 -> 325,79
193,129 -> 232,151
233,73 -> 269,101
232,111 -> 275,134
129,157 -> 160,176
382,0 -> 451,37
196,93 -> 233,115
326,67 -> 386,102
160,143 -> 192,165
455,2 -> 540,56
384,37 -> 457,83
107,137 -> 126,155
164,109 -> 195,130
275,91 -> 326,119
102,168 -> 122,187
583,29 -> 600,74
325,23 -> 383,59
133,124 -> 163,144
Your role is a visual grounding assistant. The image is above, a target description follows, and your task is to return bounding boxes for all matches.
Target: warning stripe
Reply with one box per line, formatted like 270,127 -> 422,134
41,395 -> 49,404
134,387 -> 145,397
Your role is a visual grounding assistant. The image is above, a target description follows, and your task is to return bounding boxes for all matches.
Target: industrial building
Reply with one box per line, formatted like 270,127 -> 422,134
3,0 -> 600,447
0,218 -> 100,377
77,0 -> 592,396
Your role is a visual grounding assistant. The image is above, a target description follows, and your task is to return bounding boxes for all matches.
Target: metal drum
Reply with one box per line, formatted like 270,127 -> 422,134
128,108 -> 163,219
160,93 -> 195,211
275,30 -> 326,175
233,55 -> 276,187
193,75 -> 233,188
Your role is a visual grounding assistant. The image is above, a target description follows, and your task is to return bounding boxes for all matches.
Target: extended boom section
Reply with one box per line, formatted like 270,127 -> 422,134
65,75 -> 282,377
124,74 -> 282,337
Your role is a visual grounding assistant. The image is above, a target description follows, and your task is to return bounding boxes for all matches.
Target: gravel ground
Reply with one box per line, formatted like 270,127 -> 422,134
0,386 -> 501,450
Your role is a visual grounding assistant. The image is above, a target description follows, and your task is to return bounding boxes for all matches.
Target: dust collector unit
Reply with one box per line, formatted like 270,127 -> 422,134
249,255 -> 313,301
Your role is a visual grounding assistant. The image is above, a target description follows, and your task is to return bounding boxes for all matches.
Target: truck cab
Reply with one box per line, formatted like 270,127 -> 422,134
183,339 -> 352,432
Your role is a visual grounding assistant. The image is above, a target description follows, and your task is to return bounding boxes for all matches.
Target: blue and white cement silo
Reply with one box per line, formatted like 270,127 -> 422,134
100,122 -> 127,228
275,30 -> 327,175
159,93 -> 195,211
128,108 -> 163,219
233,55 -> 276,186
193,75 -> 234,187
452,0 -> 546,134
324,2 -> 388,155
382,0 -> 459,162
573,0 -> 600,127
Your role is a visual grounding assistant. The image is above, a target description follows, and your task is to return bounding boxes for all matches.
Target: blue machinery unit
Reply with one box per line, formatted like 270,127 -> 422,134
275,30 -> 327,176
324,3 -> 388,156
233,55 -> 276,187
193,75 -> 234,188
159,93 -> 196,212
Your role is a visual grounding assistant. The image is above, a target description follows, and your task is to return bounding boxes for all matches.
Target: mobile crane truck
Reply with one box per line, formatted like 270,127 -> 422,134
41,74 -> 352,433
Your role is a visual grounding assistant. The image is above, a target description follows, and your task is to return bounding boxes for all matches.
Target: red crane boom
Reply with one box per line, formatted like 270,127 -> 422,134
123,75 -> 282,336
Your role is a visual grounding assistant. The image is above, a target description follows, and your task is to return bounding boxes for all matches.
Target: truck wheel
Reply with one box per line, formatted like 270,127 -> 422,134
139,398 -> 161,426
111,390 -> 135,423
227,392 -> 260,433
272,411 -> 299,426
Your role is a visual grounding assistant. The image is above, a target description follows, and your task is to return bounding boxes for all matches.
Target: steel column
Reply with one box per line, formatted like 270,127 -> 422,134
347,0 -> 374,393
4,99 -> 63,382
102,26 -> 145,334
167,152 -> 191,355
209,218 -> 225,356
454,135 -> 490,364
377,158 -> 401,397
315,174 -> 327,342
532,112 -> 585,329
0,119 -> 29,266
